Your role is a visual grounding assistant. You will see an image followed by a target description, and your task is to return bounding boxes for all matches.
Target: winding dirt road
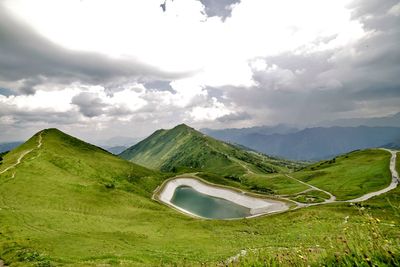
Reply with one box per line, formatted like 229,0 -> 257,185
226,149 -> 399,264
284,149 -> 399,207
343,149 -> 398,203
285,174 -> 336,203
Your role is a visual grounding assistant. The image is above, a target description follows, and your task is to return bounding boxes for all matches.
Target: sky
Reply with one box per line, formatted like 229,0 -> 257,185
0,0 -> 399,143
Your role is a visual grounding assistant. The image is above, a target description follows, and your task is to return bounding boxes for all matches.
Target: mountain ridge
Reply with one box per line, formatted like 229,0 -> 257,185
202,125 -> 400,160
120,124 -> 298,176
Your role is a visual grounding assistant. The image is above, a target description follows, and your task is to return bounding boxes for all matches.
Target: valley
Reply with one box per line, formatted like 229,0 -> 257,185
2,1 -> 399,266
0,127 -> 399,266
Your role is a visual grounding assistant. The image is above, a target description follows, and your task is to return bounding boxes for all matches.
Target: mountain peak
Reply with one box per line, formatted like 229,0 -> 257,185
173,123 -> 194,131
120,124 -> 291,175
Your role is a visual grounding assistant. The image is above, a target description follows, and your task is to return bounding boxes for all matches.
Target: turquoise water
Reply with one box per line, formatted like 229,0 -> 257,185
170,186 -> 251,219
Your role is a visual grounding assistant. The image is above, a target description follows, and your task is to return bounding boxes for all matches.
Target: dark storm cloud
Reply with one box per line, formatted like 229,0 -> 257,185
160,0 -> 240,18
0,5 -> 188,95
0,0 -> 399,141
350,0 -> 398,26
209,0 -> 400,125
18,77 -> 45,95
0,104 -> 80,126
199,0 -> 240,19
71,92 -> 107,118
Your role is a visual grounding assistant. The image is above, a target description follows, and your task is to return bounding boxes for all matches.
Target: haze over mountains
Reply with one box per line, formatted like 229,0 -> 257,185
3,113 -> 400,160
0,141 -> 23,154
316,112 -> 400,128
202,113 -> 400,160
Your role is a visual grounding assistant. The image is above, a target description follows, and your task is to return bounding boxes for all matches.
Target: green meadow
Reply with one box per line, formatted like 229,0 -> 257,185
0,129 -> 399,266
291,149 -> 392,200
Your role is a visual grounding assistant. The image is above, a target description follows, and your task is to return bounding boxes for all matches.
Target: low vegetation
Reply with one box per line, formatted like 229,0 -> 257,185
238,205 -> 400,266
291,149 -> 392,200
0,128 -> 398,266
241,173 -> 309,195
289,190 -> 331,203
120,124 -> 302,178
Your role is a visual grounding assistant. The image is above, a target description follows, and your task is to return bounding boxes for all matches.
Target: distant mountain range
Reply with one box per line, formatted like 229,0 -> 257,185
383,138 -> 400,149
0,141 -> 22,153
201,126 -> 400,160
201,124 -> 299,142
103,145 -> 128,155
93,136 -> 141,155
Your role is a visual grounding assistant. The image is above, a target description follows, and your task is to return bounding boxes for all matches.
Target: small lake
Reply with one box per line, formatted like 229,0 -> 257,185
170,186 -> 251,219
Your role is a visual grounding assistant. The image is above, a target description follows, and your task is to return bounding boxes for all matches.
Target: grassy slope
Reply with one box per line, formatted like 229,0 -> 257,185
241,173 -> 309,195
291,149 -> 392,200
0,130 -> 398,266
120,124 -> 300,177
239,151 -> 400,265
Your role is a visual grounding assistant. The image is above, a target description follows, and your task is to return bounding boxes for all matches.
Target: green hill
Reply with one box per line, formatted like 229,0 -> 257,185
0,128 -> 399,266
0,128 -> 161,194
291,149 -> 392,200
120,124 -> 299,176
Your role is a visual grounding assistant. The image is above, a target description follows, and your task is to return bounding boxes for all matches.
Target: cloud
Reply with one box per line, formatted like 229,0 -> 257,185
189,97 -> 235,121
3,0 -> 365,90
71,92 -> 107,118
0,0 -> 399,142
0,3 -> 188,95
198,0 -> 240,19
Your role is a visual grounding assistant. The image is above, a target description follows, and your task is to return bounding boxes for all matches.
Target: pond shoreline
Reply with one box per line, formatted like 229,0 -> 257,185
155,177 -> 290,219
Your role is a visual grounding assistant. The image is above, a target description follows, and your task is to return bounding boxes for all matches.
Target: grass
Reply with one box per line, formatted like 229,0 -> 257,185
0,129 -> 399,266
237,166 -> 400,266
291,149 -> 392,200
289,190 -> 331,203
237,206 -> 400,266
195,172 -> 309,196
241,173 -> 309,195
120,124 -> 301,178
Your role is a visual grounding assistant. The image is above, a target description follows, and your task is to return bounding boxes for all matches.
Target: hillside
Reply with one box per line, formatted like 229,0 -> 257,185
120,124 -> 299,176
0,129 -> 399,266
291,149 -> 392,200
0,129 -> 166,266
0,128 -> 163,196
203,126 -> 400,160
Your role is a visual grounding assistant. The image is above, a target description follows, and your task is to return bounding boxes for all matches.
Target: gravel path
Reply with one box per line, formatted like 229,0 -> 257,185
343,149 -> 398,203
284,148 -> 398,207
285,174 -> 336,203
